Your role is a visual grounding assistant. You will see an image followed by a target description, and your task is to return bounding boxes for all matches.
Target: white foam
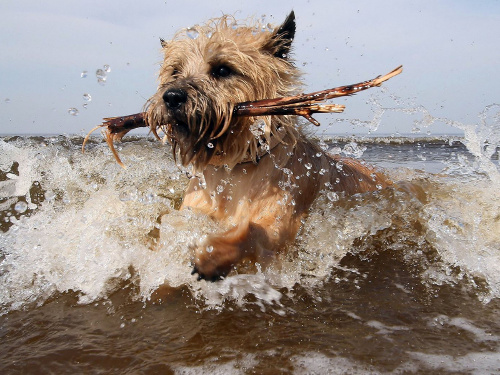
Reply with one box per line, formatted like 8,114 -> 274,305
409,351 -> 500,374
428,315 -> 499,343
422,179 -> 500,302
173,352 -> 258,375
1,117 -> 500,313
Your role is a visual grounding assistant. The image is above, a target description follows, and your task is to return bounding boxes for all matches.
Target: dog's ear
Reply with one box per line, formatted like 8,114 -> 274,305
264,11 -> 296,58
160,38 -> 168,48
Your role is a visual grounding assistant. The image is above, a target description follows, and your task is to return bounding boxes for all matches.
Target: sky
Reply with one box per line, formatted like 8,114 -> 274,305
0,0 -> 499,136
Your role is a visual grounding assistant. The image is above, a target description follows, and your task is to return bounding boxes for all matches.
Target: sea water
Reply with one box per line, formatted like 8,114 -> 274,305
0,106 -> 499,373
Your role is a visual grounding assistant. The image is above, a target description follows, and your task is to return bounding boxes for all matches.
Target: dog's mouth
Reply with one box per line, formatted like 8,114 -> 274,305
166,111 -> 220,168
170,118 -> 190,140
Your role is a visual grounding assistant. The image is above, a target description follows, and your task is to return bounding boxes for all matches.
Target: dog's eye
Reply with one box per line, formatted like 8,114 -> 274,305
212,65 -> 232,78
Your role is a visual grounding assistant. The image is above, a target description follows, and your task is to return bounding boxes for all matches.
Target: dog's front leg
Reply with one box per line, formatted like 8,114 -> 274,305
192,221 -> 271,281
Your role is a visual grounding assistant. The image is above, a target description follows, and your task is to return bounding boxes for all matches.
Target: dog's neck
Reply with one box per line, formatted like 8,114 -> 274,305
209,126 -> 283,166
240,134 -> 282,164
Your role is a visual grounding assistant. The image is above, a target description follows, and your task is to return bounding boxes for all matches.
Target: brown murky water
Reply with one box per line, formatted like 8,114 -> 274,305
1,133 -> 500,374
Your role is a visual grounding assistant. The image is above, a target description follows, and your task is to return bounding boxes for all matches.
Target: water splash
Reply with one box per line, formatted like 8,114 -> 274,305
341,141 -> 366,158
1,126 -> 499,313
453,104 -> 500,184
330,90 -> 500,182
249,119 -> 266,138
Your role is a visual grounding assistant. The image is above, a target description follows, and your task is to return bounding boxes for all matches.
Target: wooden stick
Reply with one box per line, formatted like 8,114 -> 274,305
234,65 -> 403,124
83,66 -> 403,166
82,113 -> 145,169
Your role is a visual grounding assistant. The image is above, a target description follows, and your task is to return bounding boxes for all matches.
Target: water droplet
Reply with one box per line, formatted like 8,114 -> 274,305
319,168 -> 327,175
96,69 -> 107,85
206,245 -> 213,253
103,64 -> 111,73
376,184 -> 383,190
326,192 -> 339,202
119,192 -> 132,202
207,142 -> 214,148
83,93 -> 92,102
44,191 -> 56,202
342,142 -> 366,158
216,185 -> 224,193
304,163 -> 312,170
68,108 -> 79,116
81,71 -> 88,78
186,27 -> 199,39
14,201 -> 28,213
250,120 -> 266,137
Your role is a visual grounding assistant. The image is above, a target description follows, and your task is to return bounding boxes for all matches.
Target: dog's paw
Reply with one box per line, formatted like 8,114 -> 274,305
191,241 -> 240,282
191,265 -> 224,282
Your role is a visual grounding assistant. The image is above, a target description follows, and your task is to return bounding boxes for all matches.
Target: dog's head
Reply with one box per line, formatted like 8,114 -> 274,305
145,11 -> 300,170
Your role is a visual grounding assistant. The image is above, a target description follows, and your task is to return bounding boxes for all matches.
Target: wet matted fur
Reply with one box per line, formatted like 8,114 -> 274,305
145,11 -> 389,281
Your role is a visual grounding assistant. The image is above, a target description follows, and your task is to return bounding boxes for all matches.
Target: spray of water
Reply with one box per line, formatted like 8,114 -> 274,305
0,100 -> 499,313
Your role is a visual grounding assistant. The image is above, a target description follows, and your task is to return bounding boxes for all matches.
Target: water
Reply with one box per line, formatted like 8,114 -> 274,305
1,121 -> 500,373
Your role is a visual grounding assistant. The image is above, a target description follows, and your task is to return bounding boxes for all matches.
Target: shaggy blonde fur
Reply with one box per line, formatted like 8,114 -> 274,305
145,12 -> 389,280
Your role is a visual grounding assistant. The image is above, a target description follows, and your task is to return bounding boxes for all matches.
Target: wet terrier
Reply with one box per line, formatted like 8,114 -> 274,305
145,11 -> 389,281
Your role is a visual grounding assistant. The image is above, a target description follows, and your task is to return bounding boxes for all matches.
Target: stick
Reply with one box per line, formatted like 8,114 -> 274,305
83,66 -> 403,166
82,113 -> 145,168
234,65 -> 403,124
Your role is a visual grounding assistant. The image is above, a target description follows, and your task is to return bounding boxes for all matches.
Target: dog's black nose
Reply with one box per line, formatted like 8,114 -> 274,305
163,89 -> 187,109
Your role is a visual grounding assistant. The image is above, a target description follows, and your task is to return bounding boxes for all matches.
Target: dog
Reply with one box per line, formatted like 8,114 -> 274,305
145,11 -> 389,281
